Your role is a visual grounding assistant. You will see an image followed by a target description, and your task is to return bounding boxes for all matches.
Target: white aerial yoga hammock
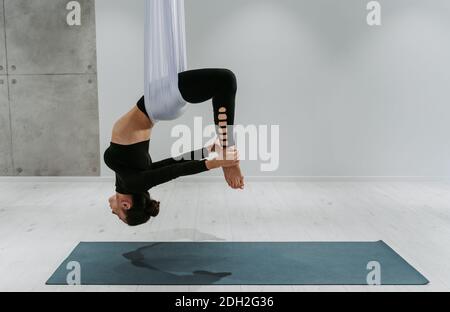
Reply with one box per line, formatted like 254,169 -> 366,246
144,0 -> 188,122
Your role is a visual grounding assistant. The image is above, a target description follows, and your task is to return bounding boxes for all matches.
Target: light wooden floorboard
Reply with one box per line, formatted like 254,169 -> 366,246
0,181 -> 449,292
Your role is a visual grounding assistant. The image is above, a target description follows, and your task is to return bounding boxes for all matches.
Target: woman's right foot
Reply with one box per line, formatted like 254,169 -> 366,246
223,164 -> 245,190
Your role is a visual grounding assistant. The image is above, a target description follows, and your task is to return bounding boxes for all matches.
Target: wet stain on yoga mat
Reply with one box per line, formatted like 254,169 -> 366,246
123,243 -> 232,285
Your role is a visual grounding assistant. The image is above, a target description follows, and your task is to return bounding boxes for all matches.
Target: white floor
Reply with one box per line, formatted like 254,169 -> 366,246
0,180 -> 449,292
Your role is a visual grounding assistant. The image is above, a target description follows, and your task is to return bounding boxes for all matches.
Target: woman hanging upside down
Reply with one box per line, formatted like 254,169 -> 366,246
104,68 -> 245,226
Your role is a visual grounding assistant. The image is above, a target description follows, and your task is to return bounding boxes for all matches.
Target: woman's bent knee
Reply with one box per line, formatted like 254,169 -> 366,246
218,69 -> 237,93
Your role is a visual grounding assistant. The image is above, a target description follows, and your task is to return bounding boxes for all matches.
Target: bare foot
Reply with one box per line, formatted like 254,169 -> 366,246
223,164 -> 245,190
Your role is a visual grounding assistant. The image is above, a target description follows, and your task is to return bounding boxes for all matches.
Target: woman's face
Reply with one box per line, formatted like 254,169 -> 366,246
108,194 -> 132,224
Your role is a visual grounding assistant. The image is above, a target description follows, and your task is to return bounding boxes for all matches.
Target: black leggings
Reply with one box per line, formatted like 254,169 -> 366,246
178,68 -> 238,147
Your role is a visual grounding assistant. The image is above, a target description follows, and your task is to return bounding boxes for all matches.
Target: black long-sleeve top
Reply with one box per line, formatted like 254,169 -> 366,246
104,140 -> 210,194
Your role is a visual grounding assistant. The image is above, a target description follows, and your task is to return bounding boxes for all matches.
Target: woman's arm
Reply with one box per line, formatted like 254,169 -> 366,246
127,148 -> 239,192
150,140 -> 222,170
150,147 -> 210,170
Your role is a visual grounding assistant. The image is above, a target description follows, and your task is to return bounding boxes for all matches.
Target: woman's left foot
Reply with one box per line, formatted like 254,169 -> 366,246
223,164 -> 245,190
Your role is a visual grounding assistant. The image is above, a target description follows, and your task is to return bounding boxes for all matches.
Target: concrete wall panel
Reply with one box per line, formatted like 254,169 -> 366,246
5,0 -> 96,75
0,0 -> 12,175
0,76 -> 13,175
9,74 -> 100,176
0,0 -> 6,75
1,0 -> 100,177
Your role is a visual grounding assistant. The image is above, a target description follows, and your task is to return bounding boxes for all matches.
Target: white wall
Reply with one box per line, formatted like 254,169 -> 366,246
96,0 -> 450,177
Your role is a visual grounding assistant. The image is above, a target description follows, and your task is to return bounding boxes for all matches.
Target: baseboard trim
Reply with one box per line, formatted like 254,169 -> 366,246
0,177 -> 115,183
0,176 -> 449,183
179,176 -> 449,182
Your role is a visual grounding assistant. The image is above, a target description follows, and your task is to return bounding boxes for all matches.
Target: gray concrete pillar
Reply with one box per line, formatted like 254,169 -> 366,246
1,0 -> 99,176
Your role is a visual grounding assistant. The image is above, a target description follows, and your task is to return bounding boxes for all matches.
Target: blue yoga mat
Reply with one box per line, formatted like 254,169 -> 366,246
47,241 -> 428,286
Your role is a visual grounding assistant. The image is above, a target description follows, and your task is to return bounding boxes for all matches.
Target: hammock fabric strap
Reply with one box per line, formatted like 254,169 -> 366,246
144,0 -> 188,122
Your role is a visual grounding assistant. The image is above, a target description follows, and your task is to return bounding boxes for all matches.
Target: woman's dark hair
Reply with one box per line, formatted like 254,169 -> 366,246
126,192 -> 160,226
